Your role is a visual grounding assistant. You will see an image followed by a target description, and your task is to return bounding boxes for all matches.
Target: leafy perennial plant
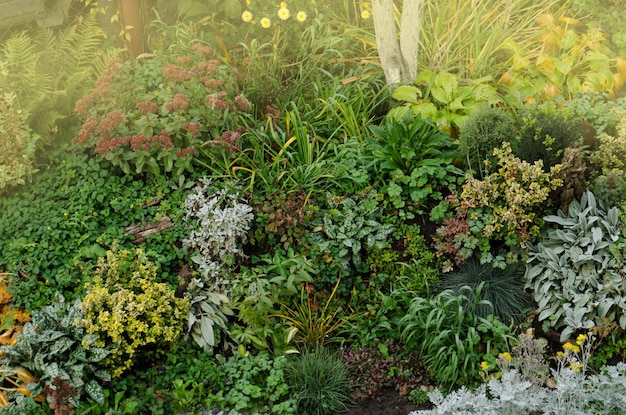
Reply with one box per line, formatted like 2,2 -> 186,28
72,42 -> 248,179
525,190 -> 626,341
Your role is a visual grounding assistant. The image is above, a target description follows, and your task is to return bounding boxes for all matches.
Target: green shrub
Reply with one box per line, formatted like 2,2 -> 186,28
525,190 -> 626,341
514,102 -> 582,170
78,246 -> 189,378
439,259 -> 533,325
588,111 -> 626,184
458,106 -> 518,175
0,92 -> 39,194
367,112 -> 464,218
286,347 -> 353,415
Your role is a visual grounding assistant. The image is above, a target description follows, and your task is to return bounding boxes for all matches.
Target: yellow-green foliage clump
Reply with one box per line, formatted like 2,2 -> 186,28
588,111 -> 626,207
435,142 -> 562,269
79,247 -> 189,378
0,92 -> 38,194
460,142 -> 562,239
589,111 -> 626,179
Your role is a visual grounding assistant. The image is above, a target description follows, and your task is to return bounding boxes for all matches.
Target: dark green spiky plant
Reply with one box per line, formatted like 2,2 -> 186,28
439,259 -> 534,325
286,347 -> 353,415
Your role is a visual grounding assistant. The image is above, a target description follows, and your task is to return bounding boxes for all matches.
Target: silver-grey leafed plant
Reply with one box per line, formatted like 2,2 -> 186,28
182,177 -> 253,351
311,189 -> 394,273
525,190 -> 626,341
0,293 -> 110,408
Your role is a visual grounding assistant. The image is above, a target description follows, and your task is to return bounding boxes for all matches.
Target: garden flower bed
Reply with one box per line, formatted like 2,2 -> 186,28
0,1 -> 626,414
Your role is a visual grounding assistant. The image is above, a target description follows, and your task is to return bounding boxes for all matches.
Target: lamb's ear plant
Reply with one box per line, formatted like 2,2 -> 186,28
0,293 -> 110,409
525,190 -> 626,341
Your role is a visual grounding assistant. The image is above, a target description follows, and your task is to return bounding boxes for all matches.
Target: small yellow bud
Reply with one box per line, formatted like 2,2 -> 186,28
499,352 -> 513,362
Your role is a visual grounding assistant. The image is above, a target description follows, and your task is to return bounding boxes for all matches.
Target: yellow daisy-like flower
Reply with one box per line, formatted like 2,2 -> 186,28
569,361 -> 583,372
576,333 -> 587,345
260,17 -> 271,28
361,10 -> 371,19
280,1 -> 287,7
296,11 -> 307,22
480,361 -> 490,371
241,10 -> 253,22
499,352 -> 513,362
278,7 -> 290,20
557,351 -> 565,357
563,342 -> 581,354
246,0 -> 251,5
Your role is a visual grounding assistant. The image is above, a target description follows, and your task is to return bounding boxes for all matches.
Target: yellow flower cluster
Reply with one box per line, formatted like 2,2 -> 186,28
563,341 -> 581,354
557,333 -> 593,374
499,352 -> 513,362
241,1 -> 309,29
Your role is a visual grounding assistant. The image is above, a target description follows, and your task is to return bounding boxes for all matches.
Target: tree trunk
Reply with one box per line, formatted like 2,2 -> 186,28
399,0 -> 424,83
372,0 -> 403,87
372,0 -> 424,88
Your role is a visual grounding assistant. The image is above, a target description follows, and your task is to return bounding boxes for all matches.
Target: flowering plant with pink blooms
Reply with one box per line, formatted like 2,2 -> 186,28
72,42 -> 249,179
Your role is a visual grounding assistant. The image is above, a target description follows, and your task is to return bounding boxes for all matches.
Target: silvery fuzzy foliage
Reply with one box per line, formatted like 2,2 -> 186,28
311,189 -> 394,272
410,363 -> 626,415
510,331 -> 550,386
182,178 -> 252,351
524,190 -> 626,341
183,177 -> 254,290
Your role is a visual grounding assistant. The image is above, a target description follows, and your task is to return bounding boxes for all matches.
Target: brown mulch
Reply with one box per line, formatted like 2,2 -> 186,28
342,387 -> 431,415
